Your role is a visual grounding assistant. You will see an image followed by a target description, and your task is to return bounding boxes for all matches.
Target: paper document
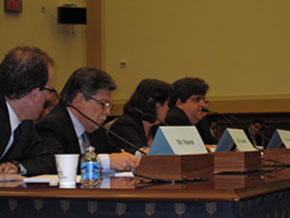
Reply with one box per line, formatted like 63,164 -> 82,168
24,172 -> 133,183
114,172 -> 133,177
24,175 -> 81,183
0,174 -> 25,182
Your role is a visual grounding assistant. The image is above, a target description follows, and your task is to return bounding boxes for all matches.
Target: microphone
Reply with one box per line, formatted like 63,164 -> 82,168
130,107 -> 168,126
202,108 -> 236,128
261,123 -> 277,131
205,108 -> 266,151
228,115 -> 269,152
228,115 -> 270,142
65,102 -> 147,155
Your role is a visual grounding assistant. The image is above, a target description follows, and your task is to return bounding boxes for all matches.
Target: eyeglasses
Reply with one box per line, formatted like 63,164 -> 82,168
42,87 -> 57,95
90,97 -> 113,110
189,96 -> 209,105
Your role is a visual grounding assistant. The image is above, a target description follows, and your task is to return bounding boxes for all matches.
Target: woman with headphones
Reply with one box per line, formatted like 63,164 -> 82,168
110,79 -> 172,154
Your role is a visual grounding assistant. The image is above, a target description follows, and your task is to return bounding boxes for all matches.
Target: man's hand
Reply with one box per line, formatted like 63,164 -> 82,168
109,152 -> 140,171
0,162 -> 18,174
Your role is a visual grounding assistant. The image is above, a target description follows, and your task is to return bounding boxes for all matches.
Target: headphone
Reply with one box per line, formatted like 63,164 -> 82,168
147,96 -> 156,108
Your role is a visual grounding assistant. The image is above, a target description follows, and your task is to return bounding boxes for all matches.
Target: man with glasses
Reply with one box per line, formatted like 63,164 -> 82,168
0,46 -> 55,175
165,77 -> 216,145
36,67 -> 139,172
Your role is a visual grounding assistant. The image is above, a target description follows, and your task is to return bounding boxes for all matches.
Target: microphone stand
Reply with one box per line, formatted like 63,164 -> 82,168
203,108 -> 236,128
130,108 -> 168,126
228,115 -> 270,141
227,114 -> 267,151
261,123 -> 278,131
205,109 -> 264,152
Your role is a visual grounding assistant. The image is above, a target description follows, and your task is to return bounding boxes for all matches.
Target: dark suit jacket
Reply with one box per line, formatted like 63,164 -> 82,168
165,107 -> 217,144
36,104 -> 119,169
244,128 -> 263,147
0,96 -> 54,176
110,112 -> 148,154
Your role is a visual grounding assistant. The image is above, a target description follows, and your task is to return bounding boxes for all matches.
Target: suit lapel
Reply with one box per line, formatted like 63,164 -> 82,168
2,122 -> 25,160
60,105 -> 82,153
0,97 -> 12,155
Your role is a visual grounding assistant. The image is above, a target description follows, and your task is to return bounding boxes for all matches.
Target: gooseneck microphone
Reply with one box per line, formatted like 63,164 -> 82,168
65,103 -> 147,155
260,123 -> 278,131
202,108 -> 236,128
228,115 -> 270,141
226,115 -> 269,152
130,107 -> 168,126
203,108 -> 265,151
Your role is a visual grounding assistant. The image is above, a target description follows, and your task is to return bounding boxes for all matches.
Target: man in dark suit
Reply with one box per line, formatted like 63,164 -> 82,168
0,46 -> 55,176
36,67 -> 139,172
165,77 -> 217,145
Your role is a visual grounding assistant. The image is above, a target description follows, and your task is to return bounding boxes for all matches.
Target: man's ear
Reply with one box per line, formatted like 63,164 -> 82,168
72,93 -> 86,108
176,98 -> 182,106
155,102 -> 161,109
27,88 -> 41,104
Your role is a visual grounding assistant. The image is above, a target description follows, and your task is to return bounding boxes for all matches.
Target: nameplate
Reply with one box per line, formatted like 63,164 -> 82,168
216,128 -> 256,152
267,129 -> 290,149
147,126 -> 208,155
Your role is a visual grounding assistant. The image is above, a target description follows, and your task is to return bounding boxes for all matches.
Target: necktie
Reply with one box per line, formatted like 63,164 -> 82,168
80,132 -> 90,154
12,124 -> 22,145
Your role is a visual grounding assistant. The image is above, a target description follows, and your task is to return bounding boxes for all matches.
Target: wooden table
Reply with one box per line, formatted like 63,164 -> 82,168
0,167 -> 289,217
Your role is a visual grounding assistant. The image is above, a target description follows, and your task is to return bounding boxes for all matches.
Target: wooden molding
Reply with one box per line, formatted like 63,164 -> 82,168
208,98 -> 290,114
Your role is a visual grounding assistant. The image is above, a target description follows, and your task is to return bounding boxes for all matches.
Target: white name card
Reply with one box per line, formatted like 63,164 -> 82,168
267,129 -> 290,149
147,126 -> 208,155
216,128 -> 256,152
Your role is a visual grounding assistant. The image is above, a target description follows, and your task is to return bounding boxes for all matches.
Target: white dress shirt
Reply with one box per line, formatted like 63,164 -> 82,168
3,101 -> 26,174
2,101 -> 21,159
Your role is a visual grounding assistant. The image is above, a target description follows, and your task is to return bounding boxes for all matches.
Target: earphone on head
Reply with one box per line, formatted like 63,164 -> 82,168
147,96 -> 156,108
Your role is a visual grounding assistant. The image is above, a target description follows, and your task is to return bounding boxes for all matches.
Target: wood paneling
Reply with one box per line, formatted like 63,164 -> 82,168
86,0 -> 102,68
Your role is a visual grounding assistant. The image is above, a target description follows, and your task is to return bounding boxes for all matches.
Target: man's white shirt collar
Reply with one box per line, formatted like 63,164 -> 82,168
67,107 -> 86,138
6,101 -> 21,132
